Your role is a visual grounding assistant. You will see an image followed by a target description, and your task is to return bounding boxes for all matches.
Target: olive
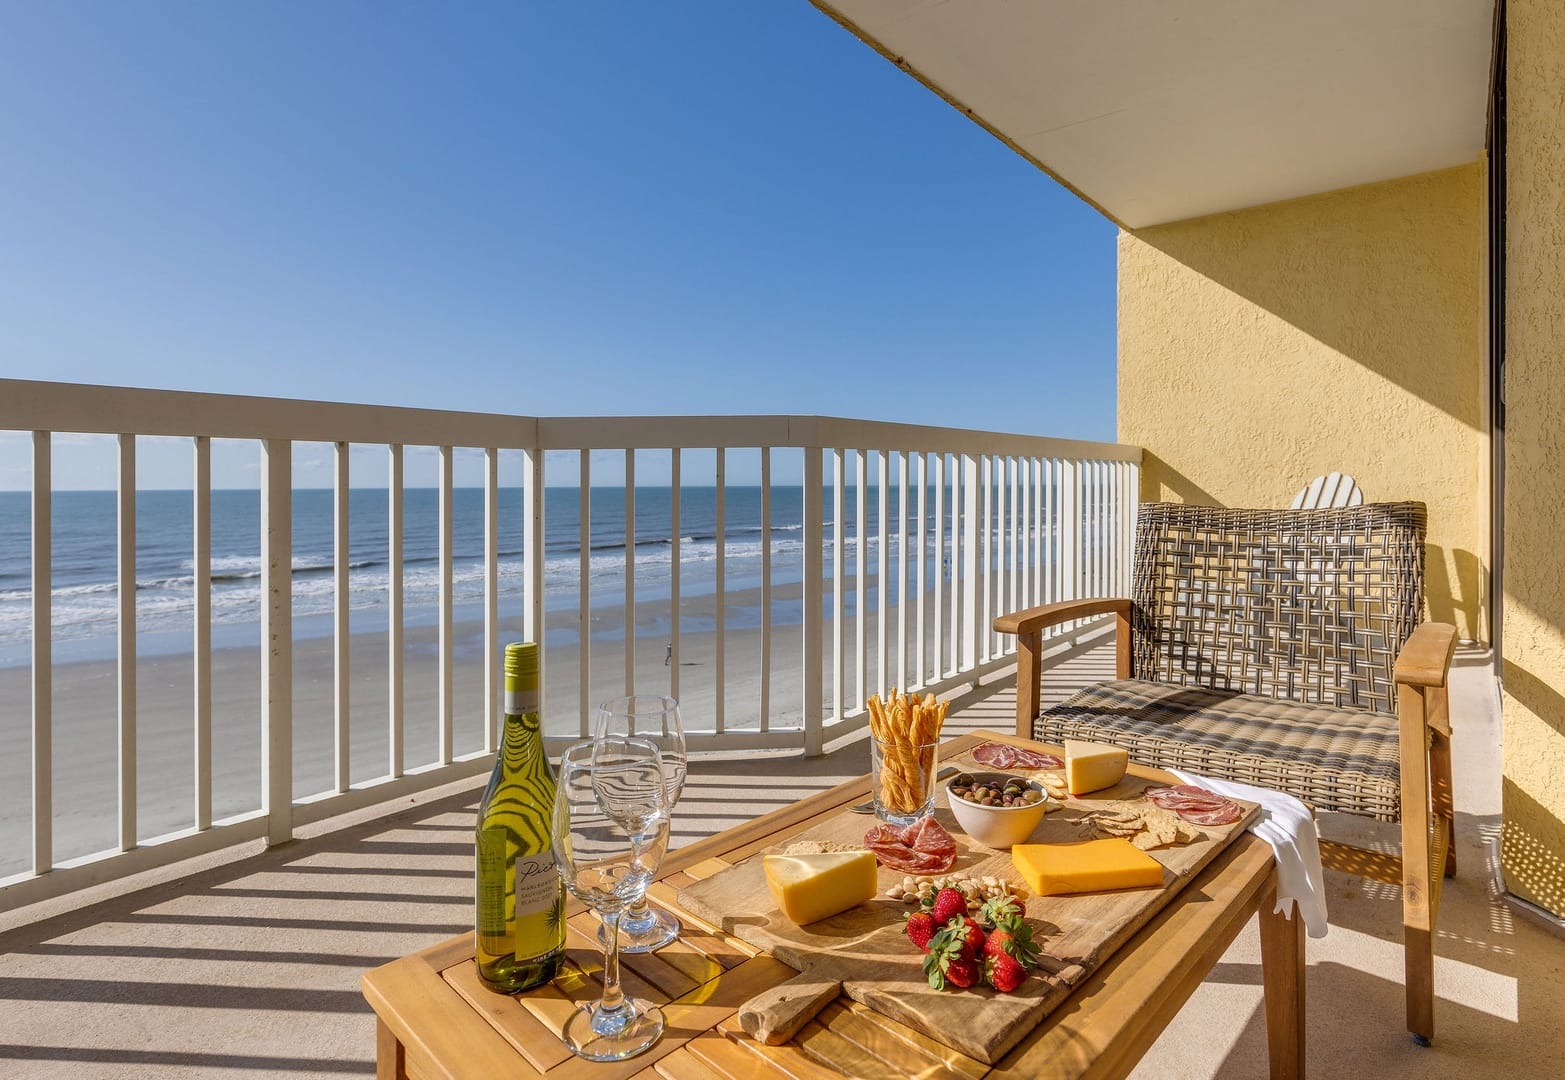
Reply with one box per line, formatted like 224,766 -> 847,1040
954,773 -> 974,786
951,786 -> 969,797
1023,789 -> 1043,804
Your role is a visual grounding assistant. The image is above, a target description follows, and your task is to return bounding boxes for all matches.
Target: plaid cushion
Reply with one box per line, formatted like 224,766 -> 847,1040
1037,678 -> 1402,821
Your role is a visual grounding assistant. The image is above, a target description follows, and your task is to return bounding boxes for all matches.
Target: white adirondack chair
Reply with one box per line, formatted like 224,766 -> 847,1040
1290,472 -> 1364,509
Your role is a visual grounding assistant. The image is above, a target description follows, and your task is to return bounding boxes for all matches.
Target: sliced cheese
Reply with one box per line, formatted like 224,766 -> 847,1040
1011,839 -> 1165,896
763,850 -> 878,925
1064,739 -> 1129,794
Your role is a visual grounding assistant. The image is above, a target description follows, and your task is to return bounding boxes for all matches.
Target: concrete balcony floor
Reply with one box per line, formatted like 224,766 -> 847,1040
1,634 -> 1559,1078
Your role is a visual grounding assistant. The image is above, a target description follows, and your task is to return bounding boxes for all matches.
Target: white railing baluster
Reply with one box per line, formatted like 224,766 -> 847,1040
961,454 -> 979,673
669,450 -> 680,702
877,449 -> 889,697
854,449 -> 867,708
193,437 -> 211,830
31,431 -> 51,874
980,454 -> 992,665
334,441 -> 350,792
994,457 -> 1006,657
897,450 -> 908,691
803,448 -> 825,755
624,450 -> 635,697
760,447 -> 772,732
1014,450 -> 1026,622
261,438 -> 292,847
484,447 -> 499,752
388,445 -> 404,778
525,447 -> 545,709
832,448 -> 845,722
1020,457 -> 1031,613
916,452 -> 927,688
933,453 -> 945,679
578,451 -> 591,738
1034,457 -> 1045,607
1044,459 -> 1057,616
714,447 -> 726,734
117,433 -> 136,852
438,446 -> 454,765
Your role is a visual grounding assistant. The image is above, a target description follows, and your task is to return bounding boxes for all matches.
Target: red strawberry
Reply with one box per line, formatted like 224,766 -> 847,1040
945,955 -> 981,988
984,951 -> 1028,993
903,911 -> 938,953
949,916 -> 987,960
928,887 -> 967,926
978,895 -> 1024,929
982,916 -> 1041,969
922,927 -> 982,990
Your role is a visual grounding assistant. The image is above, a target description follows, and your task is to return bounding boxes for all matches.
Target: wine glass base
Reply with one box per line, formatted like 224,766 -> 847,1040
600,906 -> 680,953
563,999 -> 665,1061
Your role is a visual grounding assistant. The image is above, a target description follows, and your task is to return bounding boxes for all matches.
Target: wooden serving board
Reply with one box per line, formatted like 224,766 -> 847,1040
677,745 -> 1260,1065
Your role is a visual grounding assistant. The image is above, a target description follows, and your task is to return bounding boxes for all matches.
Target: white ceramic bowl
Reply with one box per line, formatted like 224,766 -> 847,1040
944,772 -> 1050,849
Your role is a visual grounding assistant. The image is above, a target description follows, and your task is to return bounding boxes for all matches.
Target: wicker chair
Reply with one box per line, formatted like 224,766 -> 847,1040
994,501 -> 1457,1045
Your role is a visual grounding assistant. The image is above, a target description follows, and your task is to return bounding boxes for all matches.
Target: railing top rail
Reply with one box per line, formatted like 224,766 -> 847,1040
0,378 -> 1141,462
0,378 -> 538,448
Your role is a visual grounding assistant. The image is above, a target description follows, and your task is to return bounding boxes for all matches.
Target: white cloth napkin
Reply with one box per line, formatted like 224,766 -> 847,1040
1170,769 -> 1330,939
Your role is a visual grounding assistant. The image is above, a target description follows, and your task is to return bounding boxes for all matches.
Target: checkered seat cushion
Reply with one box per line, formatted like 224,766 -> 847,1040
1036,678 -> 1402,821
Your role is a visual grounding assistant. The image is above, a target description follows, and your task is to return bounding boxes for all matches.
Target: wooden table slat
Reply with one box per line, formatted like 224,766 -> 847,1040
841,1002 -> 988,1080
649,1045 -> 731,1080
566,917 -> 696,1001
816,999 -> 973,1080
794,1016 -> 904,1078
710,1018 -> 848,1080
440,957 -> 576,1073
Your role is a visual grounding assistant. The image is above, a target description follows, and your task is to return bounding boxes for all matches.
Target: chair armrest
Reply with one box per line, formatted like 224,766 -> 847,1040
1394,623 -> 1457,689
993,597 -> 1131,637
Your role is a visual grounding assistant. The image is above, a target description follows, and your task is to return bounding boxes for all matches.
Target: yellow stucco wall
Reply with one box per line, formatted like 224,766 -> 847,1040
1502,0 -> 1565,917
1117,164 -> 1488,642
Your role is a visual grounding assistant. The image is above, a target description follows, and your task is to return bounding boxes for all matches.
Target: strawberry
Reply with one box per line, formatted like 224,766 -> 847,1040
982,916 -> 1041,969
949,915 -> 987,960
923,927 -> 982,990
903,911 -> 938,953
927,887 -> 967,926
984,950 -> 1028,993
977,895 -> 1024,929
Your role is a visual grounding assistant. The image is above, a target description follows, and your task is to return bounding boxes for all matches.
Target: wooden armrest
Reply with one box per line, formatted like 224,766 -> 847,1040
993,597 -> 1131,637
1394,622 -> 1457,689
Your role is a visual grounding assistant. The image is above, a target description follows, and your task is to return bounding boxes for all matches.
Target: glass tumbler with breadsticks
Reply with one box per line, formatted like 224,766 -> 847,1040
867,690 -> 949,826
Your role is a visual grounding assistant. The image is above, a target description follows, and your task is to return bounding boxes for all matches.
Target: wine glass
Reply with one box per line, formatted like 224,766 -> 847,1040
593,695 -> 687,953
553,738 -> 670,1061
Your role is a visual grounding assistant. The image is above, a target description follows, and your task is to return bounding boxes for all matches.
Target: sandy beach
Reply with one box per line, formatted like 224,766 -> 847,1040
0,579 -> 961,877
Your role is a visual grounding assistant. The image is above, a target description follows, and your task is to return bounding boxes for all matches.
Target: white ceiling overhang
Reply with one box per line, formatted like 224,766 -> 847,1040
814,0 -> 1495,228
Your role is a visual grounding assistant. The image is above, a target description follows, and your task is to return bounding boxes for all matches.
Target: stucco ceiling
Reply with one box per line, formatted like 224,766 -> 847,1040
816,0 -> 1496,228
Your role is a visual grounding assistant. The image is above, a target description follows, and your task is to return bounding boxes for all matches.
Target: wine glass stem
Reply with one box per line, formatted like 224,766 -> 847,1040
599,909 -> 625,1014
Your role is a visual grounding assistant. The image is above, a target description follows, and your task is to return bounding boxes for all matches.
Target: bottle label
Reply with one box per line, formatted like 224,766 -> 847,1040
505,688 -> 540,716
514,853 -> 560,960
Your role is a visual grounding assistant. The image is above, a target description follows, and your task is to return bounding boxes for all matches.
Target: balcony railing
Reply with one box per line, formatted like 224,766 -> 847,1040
0,378 -> 1140,906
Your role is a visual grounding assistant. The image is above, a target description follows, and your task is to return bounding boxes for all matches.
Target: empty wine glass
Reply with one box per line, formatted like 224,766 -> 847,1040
552,738 -> 669,1062
593,695 -> 687,953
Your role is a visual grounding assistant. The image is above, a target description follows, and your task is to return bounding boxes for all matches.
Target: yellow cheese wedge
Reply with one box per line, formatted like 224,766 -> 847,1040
1064,739 -> 1129,794
763,850 -> 878,925
1011,839 -> 1166,896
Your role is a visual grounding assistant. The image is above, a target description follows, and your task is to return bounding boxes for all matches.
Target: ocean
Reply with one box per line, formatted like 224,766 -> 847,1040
0,486 -> 946,667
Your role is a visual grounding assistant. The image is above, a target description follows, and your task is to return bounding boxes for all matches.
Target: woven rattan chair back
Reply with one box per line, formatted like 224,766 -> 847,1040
1129,502 -> 1427,715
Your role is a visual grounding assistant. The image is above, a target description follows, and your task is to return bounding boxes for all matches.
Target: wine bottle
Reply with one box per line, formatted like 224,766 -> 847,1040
475,641 -> 565,992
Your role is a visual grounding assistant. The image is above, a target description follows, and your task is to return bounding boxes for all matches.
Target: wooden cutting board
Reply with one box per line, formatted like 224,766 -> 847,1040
677,746 -> 1260,1065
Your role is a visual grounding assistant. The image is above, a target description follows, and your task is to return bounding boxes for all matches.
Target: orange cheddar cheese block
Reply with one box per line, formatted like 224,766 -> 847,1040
1063,739 -> 1129,794
1011,839 -> 1166,896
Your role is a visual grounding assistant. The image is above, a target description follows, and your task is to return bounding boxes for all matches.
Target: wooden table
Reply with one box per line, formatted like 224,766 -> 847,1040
362,731 -> 1305,1079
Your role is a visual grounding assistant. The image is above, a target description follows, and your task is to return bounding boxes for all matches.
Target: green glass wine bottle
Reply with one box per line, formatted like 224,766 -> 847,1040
475,642 -> 565,993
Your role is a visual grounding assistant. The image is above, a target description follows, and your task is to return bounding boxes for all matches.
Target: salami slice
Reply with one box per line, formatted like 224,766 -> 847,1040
969,741 -> 1064,770
863,815 -> 957,874
1143,784 -> 1243,826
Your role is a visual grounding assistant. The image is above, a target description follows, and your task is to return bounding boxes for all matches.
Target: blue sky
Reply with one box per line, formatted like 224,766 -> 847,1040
0,2 -> 1117,490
